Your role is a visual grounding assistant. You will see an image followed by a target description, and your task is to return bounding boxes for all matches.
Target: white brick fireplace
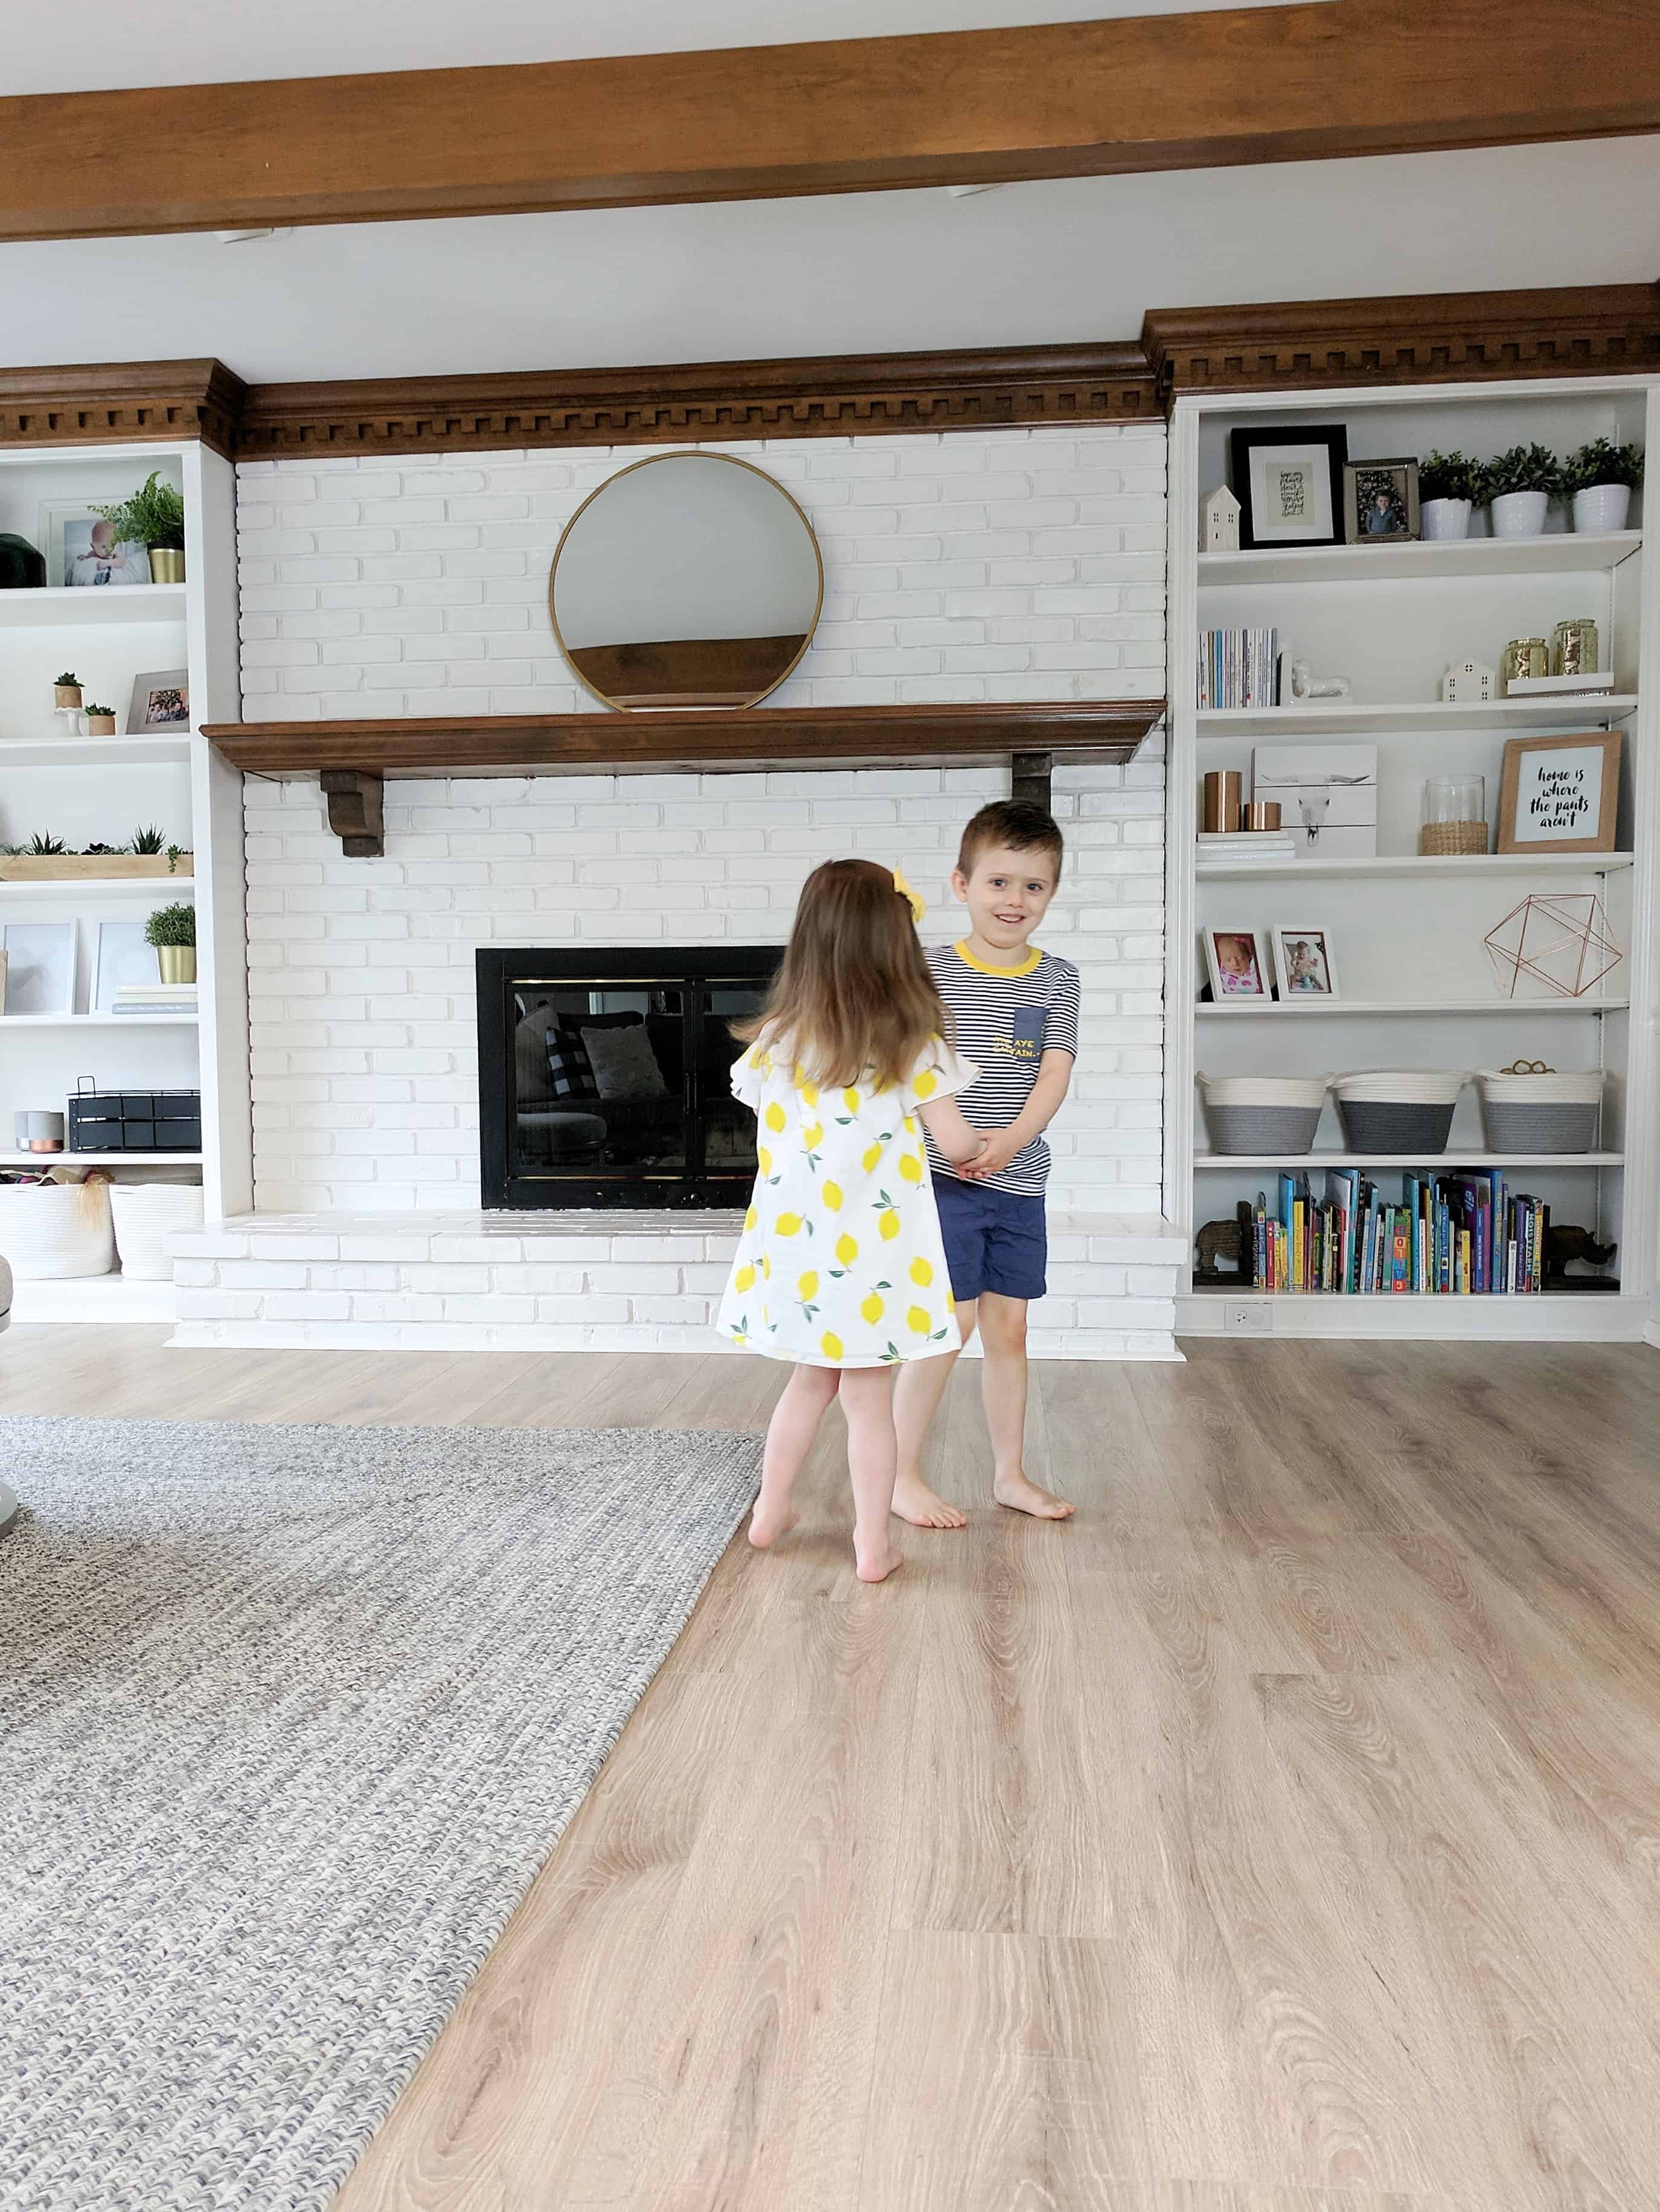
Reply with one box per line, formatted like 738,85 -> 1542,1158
172,423 -> 1183,1357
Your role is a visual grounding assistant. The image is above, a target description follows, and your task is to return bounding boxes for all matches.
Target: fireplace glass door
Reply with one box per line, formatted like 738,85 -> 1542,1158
478,948 -> 780,1209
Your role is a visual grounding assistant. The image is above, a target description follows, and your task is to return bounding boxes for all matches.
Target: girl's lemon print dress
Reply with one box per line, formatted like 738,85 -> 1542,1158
716,1031 -> 977,1367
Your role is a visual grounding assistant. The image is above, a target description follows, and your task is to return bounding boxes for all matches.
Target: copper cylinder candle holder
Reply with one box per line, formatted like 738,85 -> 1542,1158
1240,801 -> 1282,831
1202,770 -> 1243,834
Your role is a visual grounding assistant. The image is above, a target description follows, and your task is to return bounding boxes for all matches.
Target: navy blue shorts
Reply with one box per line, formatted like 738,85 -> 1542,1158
931,1173 -> 1048,1303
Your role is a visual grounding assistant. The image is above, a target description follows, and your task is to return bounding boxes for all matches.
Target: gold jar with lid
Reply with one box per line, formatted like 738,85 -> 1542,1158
1501,636 -> 1549,692
1550,616 -> 1600,677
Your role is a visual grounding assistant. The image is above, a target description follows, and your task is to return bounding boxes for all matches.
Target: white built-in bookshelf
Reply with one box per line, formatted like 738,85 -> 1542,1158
0,441 -> 248,1322
1166,377 -> 1660,1341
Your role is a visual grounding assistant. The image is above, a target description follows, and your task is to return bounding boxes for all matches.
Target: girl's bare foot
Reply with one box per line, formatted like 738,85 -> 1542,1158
890,1471 -> 968,1530
993,1470 -> 1075,1520
748,1501 -> 800,1550
854,1536 -> 905,1584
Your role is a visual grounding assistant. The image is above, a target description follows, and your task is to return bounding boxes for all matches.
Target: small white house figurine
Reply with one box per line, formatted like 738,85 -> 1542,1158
1202,486 -> 1242,553
1441,657 -> 1496,704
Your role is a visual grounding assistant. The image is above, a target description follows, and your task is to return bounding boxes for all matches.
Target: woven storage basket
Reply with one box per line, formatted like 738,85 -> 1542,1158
1198,1072 -> 1329,1157
0,1178 -> 116,1278
1330,1070 -> 1470,1157
1477,1069 -> 1602,1154
109,1183 -> 205,1280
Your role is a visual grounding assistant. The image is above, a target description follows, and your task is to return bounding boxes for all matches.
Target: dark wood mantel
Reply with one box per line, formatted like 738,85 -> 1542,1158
201,699 -> 1164,855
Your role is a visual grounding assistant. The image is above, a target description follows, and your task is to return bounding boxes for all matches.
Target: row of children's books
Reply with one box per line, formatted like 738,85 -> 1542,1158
1247,1170 -> 1550,1295
1196,626 -> 1279,709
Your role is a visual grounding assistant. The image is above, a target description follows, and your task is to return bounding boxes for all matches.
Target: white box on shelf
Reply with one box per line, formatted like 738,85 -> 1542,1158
1252,744 -> 1378,857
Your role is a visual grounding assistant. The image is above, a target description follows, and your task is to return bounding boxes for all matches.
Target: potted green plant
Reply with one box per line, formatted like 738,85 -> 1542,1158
1479,445 -> 1561,539
84,702 -> 117,735
1560,438 -> 1642,534
91,472 -> 187,583
144,901 -> 197,985
53,670 -> 83,710
1417,452 -> 1482,542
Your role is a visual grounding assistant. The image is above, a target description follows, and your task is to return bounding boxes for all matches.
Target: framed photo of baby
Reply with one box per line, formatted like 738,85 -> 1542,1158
38,499 -> 151,589
1203,926 -> 1274,1002
1272,925 -> 1339,999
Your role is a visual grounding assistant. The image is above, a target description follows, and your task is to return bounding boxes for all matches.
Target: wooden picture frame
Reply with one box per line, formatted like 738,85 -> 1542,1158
1342,457 -> 1420,545
1271,925 -> 1339,999
1497,732 -> 1622,855
1203,925 -> 1274,1002
1228,424 -> 1348,551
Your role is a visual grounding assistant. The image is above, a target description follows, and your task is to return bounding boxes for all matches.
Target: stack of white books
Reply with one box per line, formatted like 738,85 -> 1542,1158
112,982 -> 198,1017
1196,828 -> 1296,869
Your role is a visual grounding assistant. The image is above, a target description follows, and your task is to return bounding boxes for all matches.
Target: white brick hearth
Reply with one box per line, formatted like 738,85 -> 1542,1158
227,421 -> 1178,1357
168,1210 -> 1185,1359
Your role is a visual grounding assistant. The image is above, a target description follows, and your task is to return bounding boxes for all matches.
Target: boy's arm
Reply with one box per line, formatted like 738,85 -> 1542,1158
958,1046 -> 1074,1180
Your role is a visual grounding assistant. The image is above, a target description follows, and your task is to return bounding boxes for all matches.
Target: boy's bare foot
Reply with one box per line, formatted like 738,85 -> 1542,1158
748,1501 -> 800,1550
890,1471 -> 968,1530
854,1536 -> 905,1584
993,1470 -> 1075,1520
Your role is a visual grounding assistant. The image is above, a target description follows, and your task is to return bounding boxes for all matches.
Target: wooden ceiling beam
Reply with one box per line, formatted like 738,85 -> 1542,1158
2,1 -> 1657,244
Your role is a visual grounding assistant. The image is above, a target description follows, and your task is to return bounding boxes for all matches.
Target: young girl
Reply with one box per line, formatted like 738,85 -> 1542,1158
716,858 -> 985,1582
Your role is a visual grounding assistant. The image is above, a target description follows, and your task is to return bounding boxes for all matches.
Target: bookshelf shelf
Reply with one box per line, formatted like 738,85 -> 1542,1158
0,1149 -> 202,1167
1195,998 -> 1629,1017
0,583 -> 188,629
1198,531 -> 1642,588
1194,850 -> 1635,881
1195,1152 -> 1622,1169
0,1012 -> 199,1028
1197,697 -> 1639,738
0,734 -> 193,769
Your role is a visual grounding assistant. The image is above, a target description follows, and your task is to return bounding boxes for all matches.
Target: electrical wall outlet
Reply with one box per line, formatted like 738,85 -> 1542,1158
1223,1300 -> 1272,1334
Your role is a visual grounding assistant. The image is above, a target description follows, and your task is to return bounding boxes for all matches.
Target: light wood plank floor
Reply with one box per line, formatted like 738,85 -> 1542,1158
5,1328 -> 1660,2211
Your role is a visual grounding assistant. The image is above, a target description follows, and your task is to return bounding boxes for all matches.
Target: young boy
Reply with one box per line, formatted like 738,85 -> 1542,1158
891,799 -> 1077,1527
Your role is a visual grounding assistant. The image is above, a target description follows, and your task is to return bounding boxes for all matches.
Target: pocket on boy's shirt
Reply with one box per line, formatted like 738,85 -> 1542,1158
1006,1006 -> 1048,1063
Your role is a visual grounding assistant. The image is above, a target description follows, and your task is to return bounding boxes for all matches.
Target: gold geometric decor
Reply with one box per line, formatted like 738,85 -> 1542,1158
1483,892 -> 1623,999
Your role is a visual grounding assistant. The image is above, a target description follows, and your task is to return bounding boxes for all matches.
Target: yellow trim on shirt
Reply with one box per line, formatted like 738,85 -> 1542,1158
953,938 -> 1041,979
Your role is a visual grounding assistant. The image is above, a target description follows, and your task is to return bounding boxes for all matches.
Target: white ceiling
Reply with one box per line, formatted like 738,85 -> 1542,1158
4,2 -> 1656,385
7,0 -> 1313,92
4,136 -> 1656,385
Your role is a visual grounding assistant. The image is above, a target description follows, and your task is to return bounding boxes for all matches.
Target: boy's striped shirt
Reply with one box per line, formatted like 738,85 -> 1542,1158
924,940 -> 1080,1195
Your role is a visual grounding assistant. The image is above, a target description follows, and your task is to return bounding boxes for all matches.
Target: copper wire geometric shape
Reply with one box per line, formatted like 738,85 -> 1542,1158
1483,892 -> 1623,999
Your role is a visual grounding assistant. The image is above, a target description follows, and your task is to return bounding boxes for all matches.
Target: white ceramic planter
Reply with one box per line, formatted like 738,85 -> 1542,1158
1420,497 -> 1472,541
1571,483 -> 1632,534
1488,489 -> 1550,539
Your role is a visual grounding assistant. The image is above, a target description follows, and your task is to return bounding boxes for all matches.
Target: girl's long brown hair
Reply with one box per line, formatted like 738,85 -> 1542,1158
735,857 -> 950,1088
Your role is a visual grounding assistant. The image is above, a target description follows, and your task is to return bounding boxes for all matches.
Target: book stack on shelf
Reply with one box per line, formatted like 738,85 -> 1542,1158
1246,1169 -> 1552,1296
112,981 -> 196,1018
1197,826 -> 1295,871
1197,627 -> 1279,708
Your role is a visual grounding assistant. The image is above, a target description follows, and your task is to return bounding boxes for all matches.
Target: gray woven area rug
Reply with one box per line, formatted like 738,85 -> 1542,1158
0,1416 -> 760,2212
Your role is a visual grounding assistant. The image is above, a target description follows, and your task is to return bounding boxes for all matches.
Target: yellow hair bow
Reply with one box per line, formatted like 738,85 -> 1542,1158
891,868 -> 925,924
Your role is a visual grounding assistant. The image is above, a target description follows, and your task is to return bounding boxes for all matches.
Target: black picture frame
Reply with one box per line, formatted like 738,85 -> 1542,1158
1228,424 -> 1348,551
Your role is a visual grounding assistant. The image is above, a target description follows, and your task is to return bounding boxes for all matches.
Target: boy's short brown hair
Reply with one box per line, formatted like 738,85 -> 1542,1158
955,799 -> 1065,880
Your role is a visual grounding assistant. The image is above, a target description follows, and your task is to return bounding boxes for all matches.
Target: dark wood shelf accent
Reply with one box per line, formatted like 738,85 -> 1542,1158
203,701 -> 1163,856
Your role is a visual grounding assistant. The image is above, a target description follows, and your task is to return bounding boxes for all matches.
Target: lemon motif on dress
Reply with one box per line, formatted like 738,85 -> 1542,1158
862,1141 -> 885,1172
797,1076 -> 819,1107
821,1330 -> 844,1361
843,1087 -> 861,1114
744,1204 -> 758,1232
911,1068 -> 937,1100
802,1120 -> 824,1150
835,1232 -> 859,1267
823,1180 -> 844,1212
777,1212 -> 803,1237
861,1291 -> 885,1323
734,1264 -> 756,1293
798,1270 -> 819,1299
907,1305 -> 932,1335
880,1210 -> 901,1242
909,1256 -> 933,1287
764,1101 -> 786,1133
899,1153 -> 923,1184
757,1145 -> 772,1176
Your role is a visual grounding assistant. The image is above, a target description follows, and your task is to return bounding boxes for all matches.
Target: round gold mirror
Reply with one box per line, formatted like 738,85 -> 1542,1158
550,451 -> 823,711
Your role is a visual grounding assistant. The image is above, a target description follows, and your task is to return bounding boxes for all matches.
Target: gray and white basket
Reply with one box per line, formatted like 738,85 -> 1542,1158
1477,1067 -> 1603,1154
1330,1070 -> 1471,1157
1198,1072 -> 1330,1156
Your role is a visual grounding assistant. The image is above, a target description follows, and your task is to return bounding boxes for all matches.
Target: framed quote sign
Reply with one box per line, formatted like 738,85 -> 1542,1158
1497,732 -> 1622,855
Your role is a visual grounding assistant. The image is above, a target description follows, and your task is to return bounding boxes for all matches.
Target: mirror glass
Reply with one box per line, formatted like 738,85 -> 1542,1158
550,452 -> 822,710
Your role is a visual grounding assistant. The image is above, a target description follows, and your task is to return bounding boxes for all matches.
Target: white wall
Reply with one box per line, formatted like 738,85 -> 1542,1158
234,424 -> 1168,1221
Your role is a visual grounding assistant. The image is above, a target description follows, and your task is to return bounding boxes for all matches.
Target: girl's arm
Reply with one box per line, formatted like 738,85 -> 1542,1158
917,1095 -> 986,1166
958,1047 -> 1073,1180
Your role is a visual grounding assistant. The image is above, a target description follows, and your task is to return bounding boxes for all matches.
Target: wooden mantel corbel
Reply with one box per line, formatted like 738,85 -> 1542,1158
203,700 -> 1165,854
319,770 -> 386,858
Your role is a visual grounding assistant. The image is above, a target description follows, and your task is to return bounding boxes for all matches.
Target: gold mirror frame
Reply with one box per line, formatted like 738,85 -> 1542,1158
548,449 -> 824,712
